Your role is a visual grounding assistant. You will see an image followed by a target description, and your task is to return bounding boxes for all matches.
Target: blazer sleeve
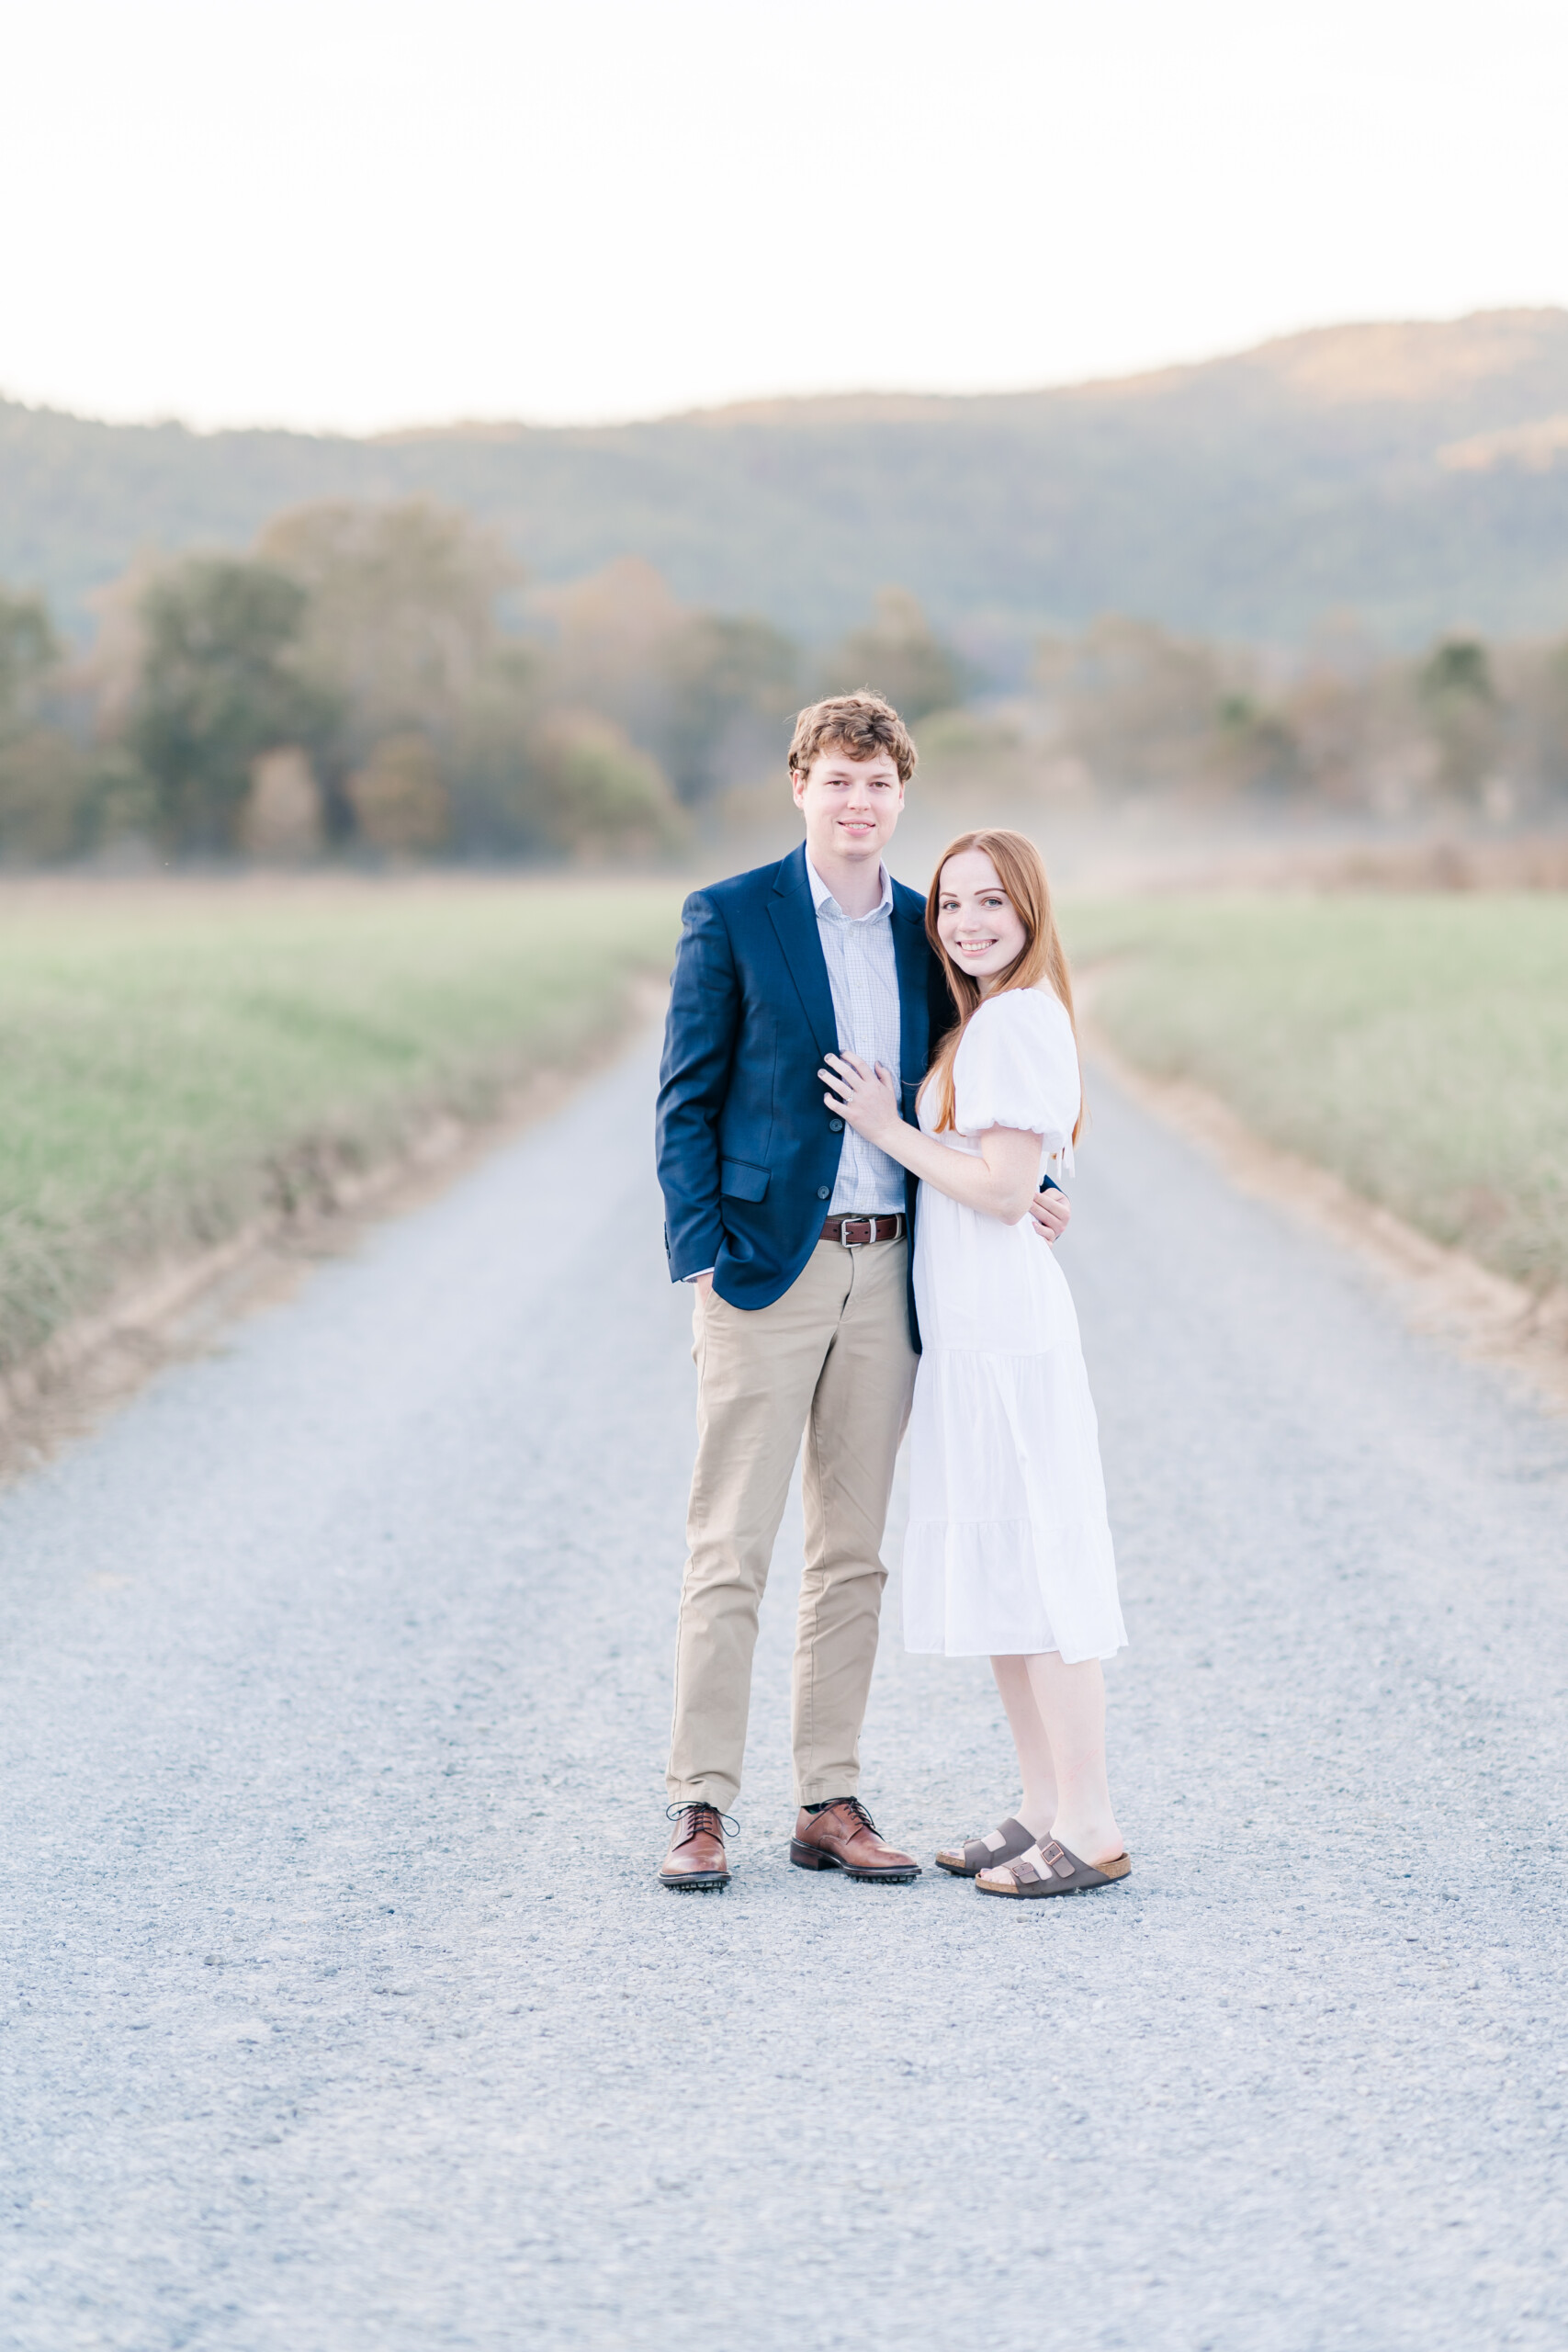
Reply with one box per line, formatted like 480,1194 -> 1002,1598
656,889 -> 741,1282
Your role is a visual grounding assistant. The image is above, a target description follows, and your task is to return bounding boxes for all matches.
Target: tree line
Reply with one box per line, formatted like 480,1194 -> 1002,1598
1032,616 -> 1568,818
3,498 -> 1567,866
0,500 -> 964,865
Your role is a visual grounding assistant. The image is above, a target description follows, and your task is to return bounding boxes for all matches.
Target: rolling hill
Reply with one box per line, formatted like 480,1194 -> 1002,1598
6,309 -> 1568,654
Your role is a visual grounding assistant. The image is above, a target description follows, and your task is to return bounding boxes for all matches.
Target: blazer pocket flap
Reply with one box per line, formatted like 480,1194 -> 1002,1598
720,1158 -> 771,1201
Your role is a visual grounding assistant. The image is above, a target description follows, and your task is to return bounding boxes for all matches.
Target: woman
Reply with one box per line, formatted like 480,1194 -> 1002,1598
819,829 -> 1128,1898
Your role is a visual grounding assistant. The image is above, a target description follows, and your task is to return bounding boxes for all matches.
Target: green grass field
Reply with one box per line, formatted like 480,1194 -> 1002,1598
1063,893 -> 1568,1295
0,877 -> 683,1372
6,877 -> 1563,1386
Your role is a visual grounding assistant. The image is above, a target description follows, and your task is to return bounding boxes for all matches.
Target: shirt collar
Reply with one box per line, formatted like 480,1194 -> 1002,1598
806,852 -> 894,920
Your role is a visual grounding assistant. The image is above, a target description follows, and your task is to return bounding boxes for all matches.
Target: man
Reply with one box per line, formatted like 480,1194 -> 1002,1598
654,694 -> 1070,1890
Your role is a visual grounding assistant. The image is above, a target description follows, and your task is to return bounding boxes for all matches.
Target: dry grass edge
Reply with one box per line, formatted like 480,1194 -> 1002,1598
0,978 -> 665,1485
1085,1016 -> 1568,1419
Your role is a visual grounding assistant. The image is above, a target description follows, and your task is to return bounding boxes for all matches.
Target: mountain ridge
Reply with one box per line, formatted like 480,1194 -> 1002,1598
6,309 -> 1568,651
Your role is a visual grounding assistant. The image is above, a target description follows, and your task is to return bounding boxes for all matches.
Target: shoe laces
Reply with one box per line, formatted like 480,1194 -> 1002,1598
833,1797 -> 878,1836
666,1802 -> 737,1845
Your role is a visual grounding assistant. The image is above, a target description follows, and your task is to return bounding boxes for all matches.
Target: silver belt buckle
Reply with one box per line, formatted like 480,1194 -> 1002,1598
838,1216 -> 868,1248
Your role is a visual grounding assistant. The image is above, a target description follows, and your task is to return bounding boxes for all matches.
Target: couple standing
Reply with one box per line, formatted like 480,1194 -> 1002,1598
655,694 -> 1128,1900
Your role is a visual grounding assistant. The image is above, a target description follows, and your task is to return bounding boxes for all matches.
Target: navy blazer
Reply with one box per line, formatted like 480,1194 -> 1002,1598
656,843 -> 953,1348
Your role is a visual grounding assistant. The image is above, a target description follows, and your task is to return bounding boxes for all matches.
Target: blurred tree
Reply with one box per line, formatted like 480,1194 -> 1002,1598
0,587 -> 92,863
1545,642 -> 1568,791
1509,638 -> 1568,797
75,558 -> 164,747
243,747 -> 325,863
0,589 -> 58,726
662,614 -> 799,801
1277,664 -> 1380,807
1211,693 -> 1301,797
447,645 -> 552,855
259,499 -> 514,777
80,745 -> 161,852
820,589 -> 964,722
1417,638 -> 1501,801
0,727 -> 85,863
345,734 -> 451,857
537,556 -> 684,751
129,558 -> 336,851
1036,616 -> 1232,793
1420,639 -> 1493,702
532,560 -> 799,801
529,711 -> 686,860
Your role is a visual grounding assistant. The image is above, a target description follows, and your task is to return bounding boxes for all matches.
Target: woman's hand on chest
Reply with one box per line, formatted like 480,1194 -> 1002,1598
818,1051 -> 903,1147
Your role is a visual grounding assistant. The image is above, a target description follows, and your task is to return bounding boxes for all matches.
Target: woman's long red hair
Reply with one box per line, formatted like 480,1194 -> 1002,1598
923,828 -> 1084,1142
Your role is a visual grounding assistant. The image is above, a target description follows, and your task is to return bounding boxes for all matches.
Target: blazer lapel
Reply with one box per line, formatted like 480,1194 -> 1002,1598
891,895 -> 931,1093
767,845 -> 839,1052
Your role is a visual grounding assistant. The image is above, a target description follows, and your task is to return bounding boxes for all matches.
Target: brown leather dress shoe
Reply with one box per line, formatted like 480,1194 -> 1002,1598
789,1798 -> 920,1883
659,1803 -> 730,1891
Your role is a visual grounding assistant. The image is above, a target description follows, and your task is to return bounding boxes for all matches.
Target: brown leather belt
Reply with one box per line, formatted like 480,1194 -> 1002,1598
820,1214 -> 907,1246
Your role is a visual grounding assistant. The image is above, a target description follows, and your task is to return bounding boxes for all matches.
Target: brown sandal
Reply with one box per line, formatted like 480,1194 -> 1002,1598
934,1817 -> 1038,1878
976,1838 -> 1131,1898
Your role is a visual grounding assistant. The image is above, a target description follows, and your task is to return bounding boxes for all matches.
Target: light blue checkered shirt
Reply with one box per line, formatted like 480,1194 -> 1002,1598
807,855 -> 907,1216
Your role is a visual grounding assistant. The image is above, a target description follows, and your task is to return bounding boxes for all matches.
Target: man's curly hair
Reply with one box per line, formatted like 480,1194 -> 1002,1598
787,692 -> 918,786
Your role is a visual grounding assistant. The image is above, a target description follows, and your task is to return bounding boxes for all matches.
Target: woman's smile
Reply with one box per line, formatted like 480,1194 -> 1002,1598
936,848 -> 1030,986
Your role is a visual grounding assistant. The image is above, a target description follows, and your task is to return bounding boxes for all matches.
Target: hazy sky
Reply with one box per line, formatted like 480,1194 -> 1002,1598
6,0 -> 1567,435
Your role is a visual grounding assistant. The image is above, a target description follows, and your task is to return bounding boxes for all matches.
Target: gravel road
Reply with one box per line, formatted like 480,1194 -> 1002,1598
3,1033 -> 1565,2352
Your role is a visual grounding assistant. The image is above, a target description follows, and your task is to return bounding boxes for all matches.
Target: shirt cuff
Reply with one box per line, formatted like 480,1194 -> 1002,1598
682,1269 -> 715,1283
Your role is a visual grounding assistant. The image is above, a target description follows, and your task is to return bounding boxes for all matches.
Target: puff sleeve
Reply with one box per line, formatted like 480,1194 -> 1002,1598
953,988 -> 1081,1173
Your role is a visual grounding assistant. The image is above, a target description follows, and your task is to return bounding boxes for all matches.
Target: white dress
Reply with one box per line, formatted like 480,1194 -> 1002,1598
901,986 -> 1125,1661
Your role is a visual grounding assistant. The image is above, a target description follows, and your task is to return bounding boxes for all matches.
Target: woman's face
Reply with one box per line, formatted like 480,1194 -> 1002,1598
936,850 -> 1029,991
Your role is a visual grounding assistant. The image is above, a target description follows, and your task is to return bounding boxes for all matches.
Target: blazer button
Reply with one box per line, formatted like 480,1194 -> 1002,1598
829,1116 -> 844,1133
817,1185 -> 830,1200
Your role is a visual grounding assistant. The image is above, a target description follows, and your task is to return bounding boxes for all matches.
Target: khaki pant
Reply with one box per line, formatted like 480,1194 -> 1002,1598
667,1237 -> 918,1812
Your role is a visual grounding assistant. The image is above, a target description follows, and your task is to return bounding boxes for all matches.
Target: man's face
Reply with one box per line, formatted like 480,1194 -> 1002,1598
791,745 -> 906,866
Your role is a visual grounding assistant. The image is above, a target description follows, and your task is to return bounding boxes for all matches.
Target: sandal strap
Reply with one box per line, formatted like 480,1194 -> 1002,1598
997,1839 -> 1076,1889
961,1817 -> 1034,1872
979,1838 -> 1131,1896
1041,1839 -> 1112,1886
